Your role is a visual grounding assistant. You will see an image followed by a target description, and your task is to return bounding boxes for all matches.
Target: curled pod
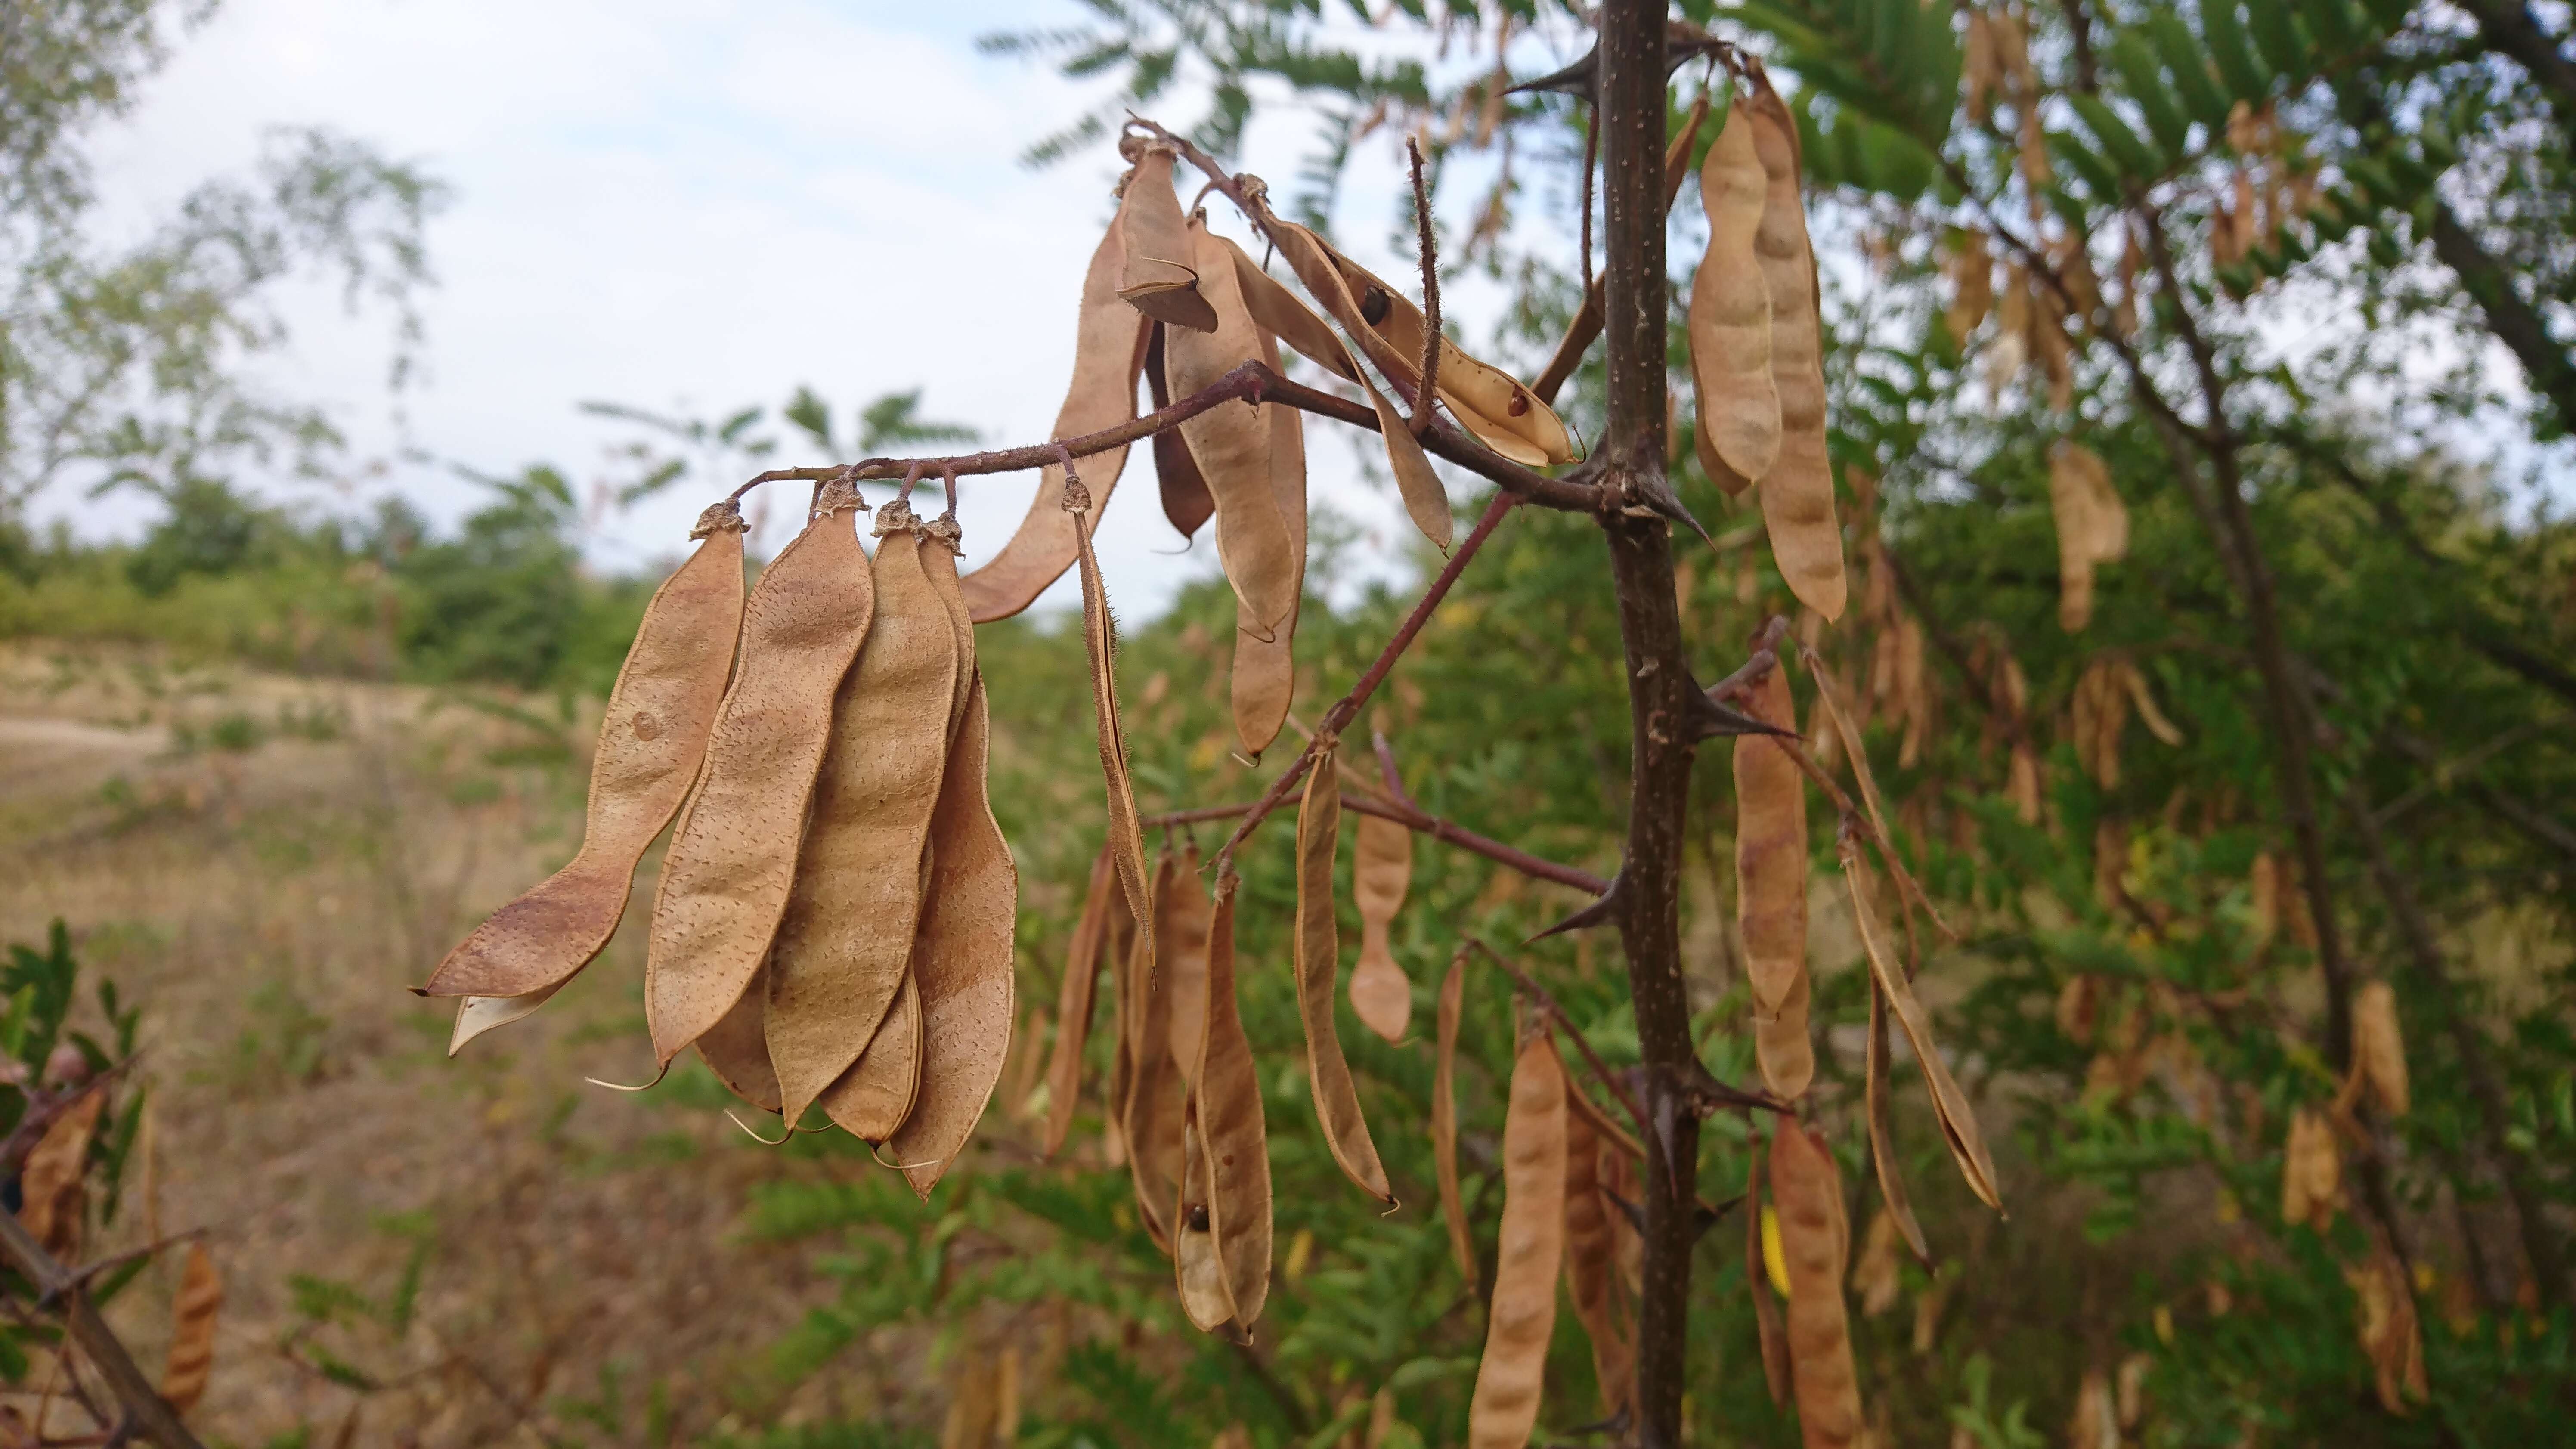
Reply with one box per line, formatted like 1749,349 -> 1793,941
1186,867 -> 1272,1328
1465,1011 -> 1568,1449
1165,217 -> 1300,637
961,211 -> 1147,623
1841,834 -> 2002,1210
1688,100 -> 1780,493
1115,141 -> 1218,333
1347,810 -> 1414,1043
1772,1123 -> 1863,1449
1433,947 -> 1478,1291
1042,847 -> 1119,1158
1735,663 -> 1814,1101
1745,86 -> 1847,621
643,486 -> 874,1068
766,504 -> 960,1134
1294,740 -> 1395,1203
432,501 -> 749,1029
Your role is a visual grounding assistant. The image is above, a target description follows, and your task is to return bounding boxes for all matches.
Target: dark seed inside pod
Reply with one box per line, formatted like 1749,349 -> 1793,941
1507,391 -> 1531,418
1184,1201 -> 1212,1232
1360,285 -> 1392,327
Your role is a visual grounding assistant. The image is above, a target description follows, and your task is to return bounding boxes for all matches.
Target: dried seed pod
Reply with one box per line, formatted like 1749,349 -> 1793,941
1068,475 -> 1157,987
1230,387 -> 1307,759
1312,240 -> 1575,468
1465,1012 -> 1567,1449
1165,217 -> 1300,636
162,1242 -> 223,1418
1562,1101 -> 1633,1420
824,970 -> 923,1143
1850,1208 -> 1905,1318
1772,1121 -> 1863,1449
1944,229 -> 1994,343
1173,1109 -> 1242,1337
1189,868 -> 1274,1328
644,492 -> 874,1067
2353,981 -> 2409,1118
962,214 -> 1146,623
1864,984 -> 1931,1264
763,507 -> 958,1131
1224,238 -> 1450,552
2048,441 -> 2129,632
1116,142 -> 1219,333
449,986 -> 560,1055
2346,1240 -> 2429,1411
1433,947 -> 1478,1291
1842,835 -> 2003,1209
1736,664 -> 1814,1101
889,670 -> 1020,1197
1689,99 -> 1781,494
2281,1104 -> 2340,1229
1042,847 -> 1118,1158
1747,1143 -> 1791,1406
695,966 -> 782,1114
20,1088 -> 102,1256
1142,323 -> 1216,538
1746,86 -> 1847,620
1162,839 -> 1216,1088
1349,810 -> 1415,1043
1102,871 -> 1141,1169
1123,849 -> 1189,1252
1295,739 -> 1395,1203
430,502 -> 748,1015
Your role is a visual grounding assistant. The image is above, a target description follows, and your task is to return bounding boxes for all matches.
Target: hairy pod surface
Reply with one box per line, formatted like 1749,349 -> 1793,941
644,495 -> 873,1068
1841,835 -> 2002,1209
765,508 -> 959,1131
1348,810 -> 1414,1043
432,505 -> 748,1018
1773,1122 -> 1864,1448
1746,89 -> 1847,621
1736,666 -> 1815,1100
1433,948 -> 1477,1292
961,213 -> 1145,623
1466,1017 -> 1567,1449
1294,741 -> 1394,1203
1041,847 -> 1118,1158
1189,869 -> 1273,1328
1689,100 -> 1781,493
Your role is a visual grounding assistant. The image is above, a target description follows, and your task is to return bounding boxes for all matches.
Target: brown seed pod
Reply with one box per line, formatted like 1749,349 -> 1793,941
1141,322 -> 1216,538
1042,846 -> 1118,1158
1229,387 -> 1308,760
1068,471 -> 1157,987
1744,85 -> 1846,621
1348,810 -> 1415,1043
695,965 -> 782,1115
889,669 -> 1019,1197
1736,665 -> 1814,1101
644,489 -> 874,1068
763,505 -> 958,1131
1433,947 -> 1478,1292
1162,839 -> 1217,1088
1189,867 -> 1274,1328
962,214 -> 1147,623
1842,834 -> 2003,1209
1772,1121 -> 1863,1449
1747,1142 -> 1791,1406
2346,1240 -> 2429,1412
1166,217 -> 1300,637
1864,984 -> 1931,1264
1173,1108 -> 1243,1338
1116,141 -> 1219,333
1562,1100 -> 1633,1420
2048,441 -> 2129,632
2353,981 -> 2409,1118
1850,1207 -> 1905,1318
2281,1105 -> 2340,1229
1465,1011 -> 1567,1449
1123,849 -> 1189,1253
824,970 -> 923,1143
1223,238 -> 1450,552
1944,229 -> 1994,343
430,502 -> 748,1022
161,1242 -> 223,1418
1689,99 -> 1780,494
1311,240 -> 1575,468
19,1087 -> 102,1257
1294,739 -> 1395,1203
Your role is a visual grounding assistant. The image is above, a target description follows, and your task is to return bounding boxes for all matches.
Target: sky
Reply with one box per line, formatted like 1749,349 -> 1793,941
73,0 -> 1562,616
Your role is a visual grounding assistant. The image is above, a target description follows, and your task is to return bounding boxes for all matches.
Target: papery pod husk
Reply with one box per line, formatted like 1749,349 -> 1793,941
1865,982 -> 1932,1264
1773,1121 -> 1864,1449
1166,217 -> 1300,637
1176,867 -> 1272,1337
1229,383 -> 1307,760
2346,1238 -> 2430,1413
161,1242 -> 224,1418
1142,323 -> 1216,538
19,1088 -> 102,1257
1842,835 -> 2003,1210
1689,98 -> 1780,494
1294,740 -> 1395,1203
1042,847 -> 1118,1158
644,489 -> 874,1068
1348,810 -> 1415,1043
1744,83 -> 1846,620
1123,849 -> 1189,1254
2281,1104 -> 2340,1229
1736,663 -> 1814,1100
1944,229 -> 1994,342
962,213 -> 1148,623
2048,440 -> 2129,632
1850,1208 -> 1906,1318
1115,140 -> 1219,333
437,502 -> 749,1039
1067,476 -> 1156,988
772,506 -> 959,1133
1433,947 -> 1478,1291
1464,1012 -> 1567,1449
1562,1102 -> 1633,1421
2353,980 -> 2409,1118
696,967 -> 782,1115
1161,839 -> 1216,1089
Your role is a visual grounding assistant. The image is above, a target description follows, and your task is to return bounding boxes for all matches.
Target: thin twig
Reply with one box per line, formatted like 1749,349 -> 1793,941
1146,789 -> 1609,897
0,1214 -> 204,1449
1466,938 -> 1650,1143
1406,136 -> 1443,436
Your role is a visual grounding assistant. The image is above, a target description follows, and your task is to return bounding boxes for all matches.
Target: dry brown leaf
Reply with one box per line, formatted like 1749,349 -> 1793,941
1774,1122 -> 1863,1449
1434,947 -> 1478,1292
161,1242 -> 223,1420
1349,810 -> 1415,1043
2068,1366 -> 2118,1449
643,488 -> 874,1068
769,505 -> 957,1132
1295,741 -> 1395,1203
1745,84 -> 1847,620
1689,99 -> 1781,495
2048,441 -> 2129,632
1843,836 -> 2003,1209
1737,664 -> 1814,1101
430,502 -> 747,1013
1465,1013 -> 1567,1449
2353,980 -> 2410,1118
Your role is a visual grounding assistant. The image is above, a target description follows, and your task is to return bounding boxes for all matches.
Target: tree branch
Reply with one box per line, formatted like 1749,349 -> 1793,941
0,1213 -> 206,1449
